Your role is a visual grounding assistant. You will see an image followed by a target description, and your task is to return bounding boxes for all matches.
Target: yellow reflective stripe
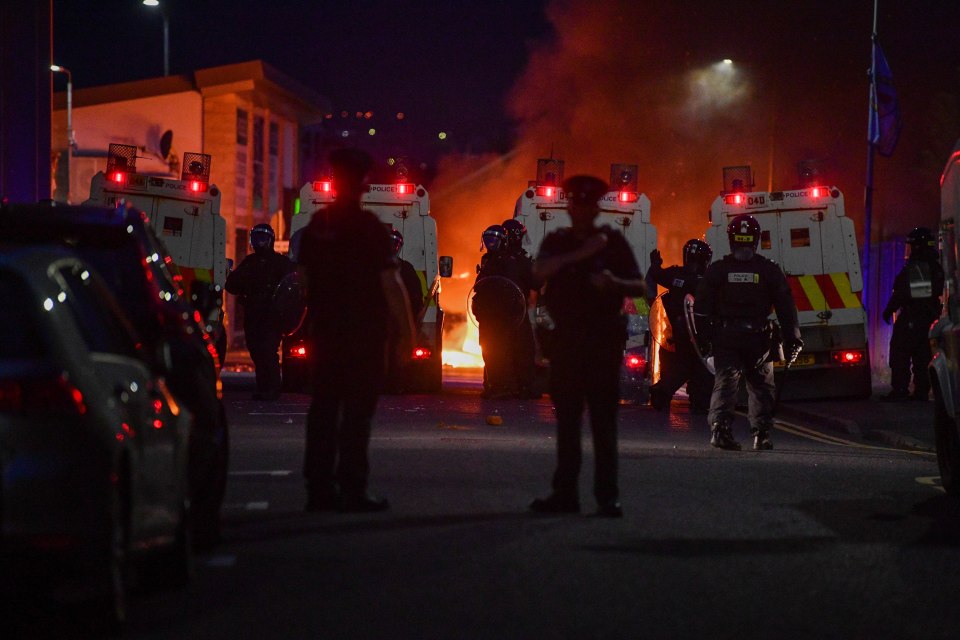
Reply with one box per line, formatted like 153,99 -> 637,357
829,272 -> 861,309
192,268 -> 213,283
633,296 -> 650,316
797,275 -> 827,310
416,270 -> 436,307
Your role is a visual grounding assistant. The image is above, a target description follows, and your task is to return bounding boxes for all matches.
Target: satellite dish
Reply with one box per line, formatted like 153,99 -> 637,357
160,130 -> 174,159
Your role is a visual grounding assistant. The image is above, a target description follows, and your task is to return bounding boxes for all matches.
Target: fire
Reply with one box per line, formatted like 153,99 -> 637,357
442,318 -> 485,368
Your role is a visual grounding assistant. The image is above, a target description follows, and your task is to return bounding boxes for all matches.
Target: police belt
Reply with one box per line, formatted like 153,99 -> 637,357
720,318 -> 769,333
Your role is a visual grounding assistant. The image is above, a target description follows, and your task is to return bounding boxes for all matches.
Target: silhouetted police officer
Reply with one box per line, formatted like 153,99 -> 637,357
298,148 -> 415,512
695,214 -> 801,451
882,226 -> 944,401
647,239 -> 714,414
384,228 -> 425,393
530,175 -> 646,518
474,224 -> 522,398
502,218 -> 540,399
225,223 -> 296,401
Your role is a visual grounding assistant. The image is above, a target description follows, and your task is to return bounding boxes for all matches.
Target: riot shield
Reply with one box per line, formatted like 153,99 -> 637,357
273,271 -> 307,337
468,275 -> 528,329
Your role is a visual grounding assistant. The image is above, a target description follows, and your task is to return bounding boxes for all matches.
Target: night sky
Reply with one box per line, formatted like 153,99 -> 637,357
53,1 -> 960,309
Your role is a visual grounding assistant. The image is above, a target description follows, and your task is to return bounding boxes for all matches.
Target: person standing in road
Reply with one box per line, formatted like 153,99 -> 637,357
225,223 -> 296,401
881,226 -> 944,402
695,214 -> 802,451
502,218 -> 541,400
529,175 -> 647,518
474,224 -> 519,398
384,227 -> 425,393
646,239 -> 715,414
297,148 -> 415,512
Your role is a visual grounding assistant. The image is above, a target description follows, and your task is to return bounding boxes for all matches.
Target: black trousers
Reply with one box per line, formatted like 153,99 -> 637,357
707,330 -> 774,435
245,320 -> 283,396
510,317 -> 536,390
548,338 -> 623,505
650,332 -> 713,411
479,317 -> 512,391
304,339 -> 385,497
889,318 -> 933,396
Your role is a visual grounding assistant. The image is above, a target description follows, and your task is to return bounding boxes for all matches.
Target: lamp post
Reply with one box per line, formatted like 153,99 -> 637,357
50,64 -> 74,202
142,0 -> 169,76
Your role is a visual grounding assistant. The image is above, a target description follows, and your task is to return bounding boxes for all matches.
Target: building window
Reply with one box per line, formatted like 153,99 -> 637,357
253,116 -> 264,210
269,122 -> 279,212
237,109 -> 248,145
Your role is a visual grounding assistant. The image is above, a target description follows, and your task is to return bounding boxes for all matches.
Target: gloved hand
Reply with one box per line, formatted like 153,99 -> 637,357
785,338 -> 804,365
882,309 -> 893,325
650,249 -> 663,268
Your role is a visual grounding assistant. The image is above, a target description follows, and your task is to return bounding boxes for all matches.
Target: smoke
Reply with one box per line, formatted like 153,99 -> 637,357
431,0 -> 876,316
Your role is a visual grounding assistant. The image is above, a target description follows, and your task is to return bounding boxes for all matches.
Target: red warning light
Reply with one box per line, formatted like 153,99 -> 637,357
535,186 -> 555,198
724,194 -> 744,205
624,354 -> 646,371
810,186 -> 826,198
189,180 -> 205,193
110,172 -> 125,184
412,347 -> 431,360
618,191 -> 639,203
313,181 -> 334,193
832,349 -> 864,365
396,183 -> 415,195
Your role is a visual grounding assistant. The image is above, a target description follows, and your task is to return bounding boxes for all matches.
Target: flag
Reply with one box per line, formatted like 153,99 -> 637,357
868,41 -> 902,157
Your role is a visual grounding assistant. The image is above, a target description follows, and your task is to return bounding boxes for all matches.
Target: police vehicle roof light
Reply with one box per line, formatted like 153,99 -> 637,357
396,183 -> 415,195
724,193 -> 744,205
810,186 -> 826,198
618,191 -> 639,204
189,180 -> 206,193
535,186 -> 555,198
313,181 -> 334,193
110,171 -> 126,184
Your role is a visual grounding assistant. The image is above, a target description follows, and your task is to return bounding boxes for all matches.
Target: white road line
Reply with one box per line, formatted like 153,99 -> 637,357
229,470 -> 292,477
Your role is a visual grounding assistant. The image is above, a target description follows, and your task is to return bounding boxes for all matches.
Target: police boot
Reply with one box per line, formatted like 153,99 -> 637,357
710,420 -> 741,451
753,431 -> 773,450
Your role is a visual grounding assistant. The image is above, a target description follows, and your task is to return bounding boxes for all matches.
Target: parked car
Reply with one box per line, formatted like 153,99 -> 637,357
0,203 -> 228,550
0,247 -> 192,633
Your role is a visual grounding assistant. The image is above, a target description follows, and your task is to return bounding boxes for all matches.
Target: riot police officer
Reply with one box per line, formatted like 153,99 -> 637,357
501,218 -> 540,399
474,224 -> 522,398
881,226 -> 944,401
695,214 -> 802,451
529,175 -> 646,517
226,223 -> 296,401
391,228 -> 425,322
647,239 -> 714,414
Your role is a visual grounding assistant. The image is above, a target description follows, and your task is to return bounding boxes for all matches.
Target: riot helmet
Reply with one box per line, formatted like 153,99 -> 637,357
250,223 -> 275,253
906,226 -> 936,260
682,239 -> 713,274
727,214 -> 761,261
390,227 -> 404,258
501,219 -> 526,251
481,224 -> 507,253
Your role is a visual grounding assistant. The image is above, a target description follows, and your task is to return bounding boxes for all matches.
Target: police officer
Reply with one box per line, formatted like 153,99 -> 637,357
647,239 -> 714,414
298,148 -> 415,512
384,228 -> 425,393
529,175 -> 646,517
881,226 -> 944,401
695,214 -> 802,451
501,218 -> 540,399
474,224 -> 519,398
225,223 -> 296,401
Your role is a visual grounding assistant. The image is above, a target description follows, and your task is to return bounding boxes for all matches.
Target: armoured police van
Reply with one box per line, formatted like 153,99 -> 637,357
513,159 -> 658,403
930,138 -> 960,496
284,163 -> 452,392
704,165 -> 871,400
84,143 -> 228,352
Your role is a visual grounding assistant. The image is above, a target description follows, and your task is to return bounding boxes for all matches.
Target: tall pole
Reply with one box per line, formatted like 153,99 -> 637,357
50,64 -> 73,203
162,11 -> 169,76
863,0 -> 879,312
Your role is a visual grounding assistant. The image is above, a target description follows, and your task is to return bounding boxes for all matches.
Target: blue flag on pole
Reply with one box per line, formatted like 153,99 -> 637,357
868,41 -> 902,157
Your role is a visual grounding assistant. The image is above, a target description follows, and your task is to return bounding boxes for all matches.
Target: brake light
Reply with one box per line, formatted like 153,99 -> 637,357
288,344 -> 308,359
396,183 -> 415,195
110,171 -> 126,184
0,375 -> 87,415
618,191 -> 639,203
313,181 -> 334,193
624,354 -> 646,372
831,349 -> 865,365
412,347 -> 431,360
724,193 -> 744,205
535,186 -> 556,198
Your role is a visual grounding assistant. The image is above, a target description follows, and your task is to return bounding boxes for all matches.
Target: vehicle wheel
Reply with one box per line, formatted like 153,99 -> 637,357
141,501 -> 193,590
933,381 -> 960,496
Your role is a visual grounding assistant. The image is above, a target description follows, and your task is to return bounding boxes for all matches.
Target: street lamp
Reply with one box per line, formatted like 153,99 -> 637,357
142,0 -> 169,76
51,64 -> 74,202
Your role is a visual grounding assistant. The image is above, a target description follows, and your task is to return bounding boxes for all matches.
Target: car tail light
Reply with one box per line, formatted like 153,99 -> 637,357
412,347 -> 431,360
831,349 -> 865,365
624,354 -> 646,372
288,344 -> 308,359
396,183 -> 415,195
535,186 -> 556,198
618,191 -> 639,203
0,375 -> 87,415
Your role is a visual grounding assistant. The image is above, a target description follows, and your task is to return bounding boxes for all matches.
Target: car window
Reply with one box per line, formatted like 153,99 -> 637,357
0,270 -> 46,358
57,263 -> 140,358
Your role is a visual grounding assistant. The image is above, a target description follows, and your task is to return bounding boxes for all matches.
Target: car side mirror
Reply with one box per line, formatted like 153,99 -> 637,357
439,255 -> 453,278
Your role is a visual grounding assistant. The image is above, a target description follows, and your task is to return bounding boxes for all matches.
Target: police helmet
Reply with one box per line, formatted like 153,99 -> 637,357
682,239 -> 713,271
481,224 -> 507,253
390,227 -> 404,256
501,219 -> 526,249
727,214 -> 761,252
906,227 -> 935,250
250,223 -> 275,252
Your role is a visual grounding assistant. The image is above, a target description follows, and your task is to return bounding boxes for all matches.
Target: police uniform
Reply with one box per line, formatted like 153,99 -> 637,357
225,229 -> 296,400
530,174 -> 645,517
882,228 -> 944,401
647,242 -> 713,413
695,215 -> 800,451
503,220 -> 540,399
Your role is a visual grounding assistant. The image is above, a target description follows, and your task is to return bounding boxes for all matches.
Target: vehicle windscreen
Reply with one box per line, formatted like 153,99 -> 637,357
0,270 -> 46,358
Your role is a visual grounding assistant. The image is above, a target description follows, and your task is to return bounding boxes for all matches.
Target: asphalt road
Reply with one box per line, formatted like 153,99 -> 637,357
117,369 -> 959,640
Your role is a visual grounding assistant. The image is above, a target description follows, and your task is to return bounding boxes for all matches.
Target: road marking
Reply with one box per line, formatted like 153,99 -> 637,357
773,419 -> 936,457
229,470 -> 292,477
205,555 -> 237,568
915,476 -> 946,492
